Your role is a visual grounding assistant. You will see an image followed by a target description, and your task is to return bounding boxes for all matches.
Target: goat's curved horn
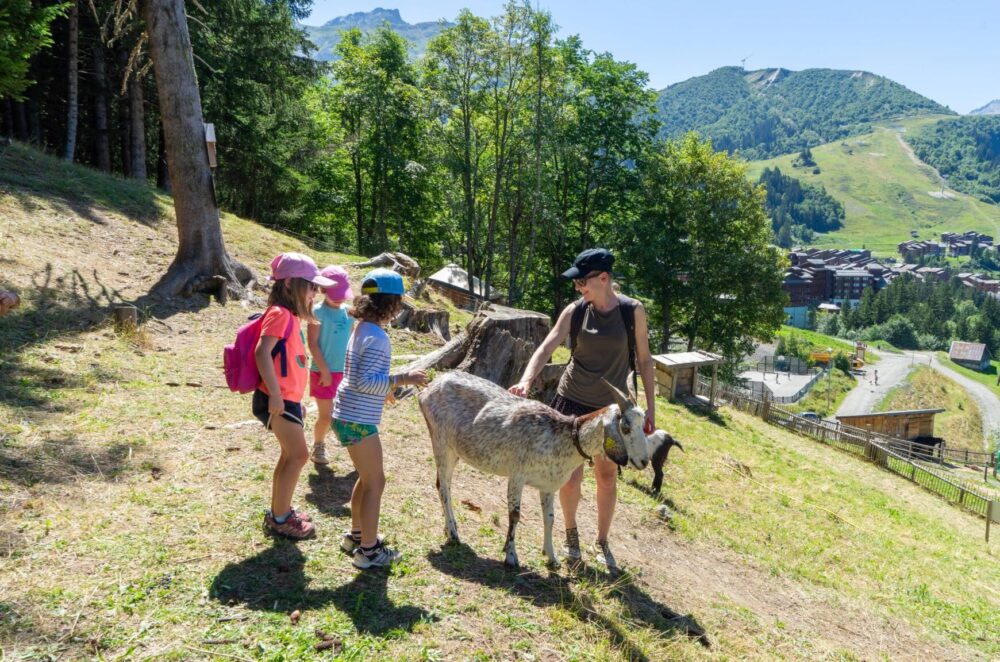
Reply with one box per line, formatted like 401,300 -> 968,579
602,378 -> 632,412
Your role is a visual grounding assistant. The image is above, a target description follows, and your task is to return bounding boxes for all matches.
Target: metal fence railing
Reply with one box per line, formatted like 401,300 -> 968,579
696,378 -> 1000,530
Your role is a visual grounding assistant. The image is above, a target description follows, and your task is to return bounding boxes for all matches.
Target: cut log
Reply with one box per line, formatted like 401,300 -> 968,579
350,252 -> 421,279
0,291 -> 20,316
394,301 -> 450,341
113,304 -> 138,332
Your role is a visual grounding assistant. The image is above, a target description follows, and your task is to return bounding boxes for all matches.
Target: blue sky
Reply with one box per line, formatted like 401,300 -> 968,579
305,1 -> 1000,114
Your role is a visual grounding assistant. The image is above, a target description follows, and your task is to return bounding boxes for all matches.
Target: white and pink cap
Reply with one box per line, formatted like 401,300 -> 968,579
320,265 -> 354,300
268,252 -> 335,287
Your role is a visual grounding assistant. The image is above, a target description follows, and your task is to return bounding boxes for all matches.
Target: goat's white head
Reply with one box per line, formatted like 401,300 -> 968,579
600,379 -> 650,470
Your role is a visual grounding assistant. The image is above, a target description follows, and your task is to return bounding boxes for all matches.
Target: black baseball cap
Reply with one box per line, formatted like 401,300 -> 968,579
562,248 -> 614,279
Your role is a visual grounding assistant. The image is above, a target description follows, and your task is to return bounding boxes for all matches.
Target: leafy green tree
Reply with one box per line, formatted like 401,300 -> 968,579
622,134 -> 786,356
0,0 -> 65,98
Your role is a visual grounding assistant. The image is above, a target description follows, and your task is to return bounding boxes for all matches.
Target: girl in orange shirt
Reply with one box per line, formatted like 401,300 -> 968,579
253,253 -> 334,539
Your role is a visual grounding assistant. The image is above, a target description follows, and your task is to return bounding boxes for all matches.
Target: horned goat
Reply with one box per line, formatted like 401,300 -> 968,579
418,370 -> 665,568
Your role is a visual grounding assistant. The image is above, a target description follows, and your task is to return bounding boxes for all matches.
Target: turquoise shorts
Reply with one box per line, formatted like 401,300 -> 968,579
332,418 -> 379,447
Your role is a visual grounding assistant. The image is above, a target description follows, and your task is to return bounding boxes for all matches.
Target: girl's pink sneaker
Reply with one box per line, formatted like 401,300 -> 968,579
264,511 -> 315,539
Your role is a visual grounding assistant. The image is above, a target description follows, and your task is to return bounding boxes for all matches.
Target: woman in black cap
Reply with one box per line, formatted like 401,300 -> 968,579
509,248 -> 656,570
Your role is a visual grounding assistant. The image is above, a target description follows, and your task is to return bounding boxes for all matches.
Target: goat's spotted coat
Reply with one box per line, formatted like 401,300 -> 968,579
418,371 -> 661,567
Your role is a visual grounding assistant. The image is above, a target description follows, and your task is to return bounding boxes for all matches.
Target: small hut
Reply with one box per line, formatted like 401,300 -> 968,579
652,351 -> 723,406
835,408 -> 944,440
426,264 -> 503,309
948,341 -> 992,371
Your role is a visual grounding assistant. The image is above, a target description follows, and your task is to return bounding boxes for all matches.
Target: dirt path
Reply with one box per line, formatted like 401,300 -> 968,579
926,353 -> 1000,449
835,352 -> 917,417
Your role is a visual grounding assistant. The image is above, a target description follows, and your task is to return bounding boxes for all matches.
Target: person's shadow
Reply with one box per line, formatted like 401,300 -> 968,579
209,540 -> 434,636
305,464 -> 357,518
427,542 -> 710,659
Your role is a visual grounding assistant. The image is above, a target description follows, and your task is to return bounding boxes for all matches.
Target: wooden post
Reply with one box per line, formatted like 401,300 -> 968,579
987,501 -> 993,543
113,304 -> 138,333
710,363 -> 718,408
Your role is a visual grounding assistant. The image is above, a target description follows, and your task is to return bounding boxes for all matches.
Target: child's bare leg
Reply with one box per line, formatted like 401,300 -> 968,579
346,434 -> 385,547
350,475 -> 364,533
270,416 -> 309,516
314,398 -> 333,446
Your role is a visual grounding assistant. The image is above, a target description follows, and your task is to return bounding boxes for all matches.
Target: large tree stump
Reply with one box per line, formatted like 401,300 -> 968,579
398,304 -> 551,392
351,252 -> 421,279
394,300 -> 450,341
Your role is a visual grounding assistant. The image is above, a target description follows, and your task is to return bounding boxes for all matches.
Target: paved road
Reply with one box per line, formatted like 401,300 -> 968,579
925,353 -> 1000,449
835,352 -> 916,418
834,350 -> 1000,450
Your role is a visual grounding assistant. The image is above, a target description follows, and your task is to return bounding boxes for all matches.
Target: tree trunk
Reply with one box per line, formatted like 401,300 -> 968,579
2,98 -> 13,138
156,122 -> 170,191
12,100 -> 28,140
92,38 -> 111,171
143,0 -> 250,298
117,47 -> 132,176
64,0 -> 79,162
128,69 -> 147,180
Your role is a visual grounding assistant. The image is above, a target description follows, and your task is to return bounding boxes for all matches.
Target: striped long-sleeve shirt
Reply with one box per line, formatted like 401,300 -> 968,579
332,321 -> 394,425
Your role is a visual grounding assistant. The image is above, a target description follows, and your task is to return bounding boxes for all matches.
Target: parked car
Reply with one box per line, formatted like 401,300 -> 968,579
800,411 -> 820,421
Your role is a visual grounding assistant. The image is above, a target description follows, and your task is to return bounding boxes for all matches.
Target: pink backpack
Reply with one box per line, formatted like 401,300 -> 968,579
224,308 -> 295,394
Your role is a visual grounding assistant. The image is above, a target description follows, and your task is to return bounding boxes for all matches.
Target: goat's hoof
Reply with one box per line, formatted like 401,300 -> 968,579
503,555 -> 519,569
545,557 -> 560,570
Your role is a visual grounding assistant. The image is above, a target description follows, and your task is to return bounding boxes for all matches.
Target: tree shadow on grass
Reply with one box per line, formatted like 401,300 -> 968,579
427,543 -> 709,660
678,401 -> 728,427
1,142 -> 163,227
0,264 -> 211,486
305,465 -> 356,518
210,540 -> 435,636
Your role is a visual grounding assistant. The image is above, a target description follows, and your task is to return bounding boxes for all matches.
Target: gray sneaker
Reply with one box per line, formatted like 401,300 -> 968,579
340,532 -> 383,554
593,540 -> 618,571
352,542 -> 401,569
311,442 -> 329,465
562,527 -> 582,563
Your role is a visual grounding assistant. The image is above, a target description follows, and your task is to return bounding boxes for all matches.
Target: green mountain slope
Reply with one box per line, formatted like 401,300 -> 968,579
747,116 -> 1000,255
907,115 -> 1000,203
656,67 -> 954,160
302,8 -> 447,61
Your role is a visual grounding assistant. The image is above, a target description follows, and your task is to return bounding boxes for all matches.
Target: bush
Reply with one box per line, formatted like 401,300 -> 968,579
864,315 -> 919,349
833,352 -> 852,374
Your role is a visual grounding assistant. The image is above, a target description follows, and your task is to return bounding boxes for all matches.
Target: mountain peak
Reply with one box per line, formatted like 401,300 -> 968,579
323,7 -> 405,29
970,99 -> 1000,116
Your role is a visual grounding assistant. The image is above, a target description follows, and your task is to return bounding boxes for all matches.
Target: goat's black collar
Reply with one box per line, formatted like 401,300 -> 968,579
571,417 -> 593,466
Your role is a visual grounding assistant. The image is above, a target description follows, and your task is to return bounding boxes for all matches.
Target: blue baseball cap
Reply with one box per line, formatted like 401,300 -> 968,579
360,268 -> 405,295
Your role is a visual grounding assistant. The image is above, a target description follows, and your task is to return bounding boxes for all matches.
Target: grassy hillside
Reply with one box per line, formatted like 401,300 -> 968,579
2,143 -> 1000,660
748,116 -> 1000,255
877,366 -> 983,451
656,67 -> 952,160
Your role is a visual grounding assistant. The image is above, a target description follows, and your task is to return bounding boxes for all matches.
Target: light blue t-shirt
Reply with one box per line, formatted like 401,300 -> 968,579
309,303 -> 353,373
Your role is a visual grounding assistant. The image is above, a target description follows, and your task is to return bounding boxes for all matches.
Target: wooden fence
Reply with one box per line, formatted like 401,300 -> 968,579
697,378 -> 999,525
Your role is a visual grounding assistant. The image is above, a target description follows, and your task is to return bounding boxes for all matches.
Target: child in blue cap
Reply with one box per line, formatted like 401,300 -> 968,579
331,268 -> 427,568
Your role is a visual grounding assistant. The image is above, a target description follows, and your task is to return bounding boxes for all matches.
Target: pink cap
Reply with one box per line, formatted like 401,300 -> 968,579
268,252 -> 335,287
320,265 -> 353,300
